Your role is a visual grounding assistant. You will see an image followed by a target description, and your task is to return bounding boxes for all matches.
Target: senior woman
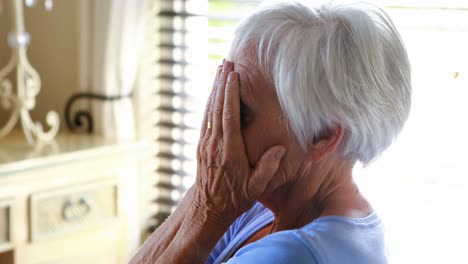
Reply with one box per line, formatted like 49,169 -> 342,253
131,1 -> 410,263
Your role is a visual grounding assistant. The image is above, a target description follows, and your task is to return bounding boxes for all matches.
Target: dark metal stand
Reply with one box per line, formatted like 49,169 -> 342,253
64,92 -> 132,133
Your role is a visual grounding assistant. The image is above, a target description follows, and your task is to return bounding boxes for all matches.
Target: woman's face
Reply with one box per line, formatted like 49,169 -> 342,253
232,55 -> 305,193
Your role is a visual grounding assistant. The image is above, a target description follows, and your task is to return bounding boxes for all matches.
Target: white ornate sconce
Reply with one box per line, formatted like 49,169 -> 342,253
0,0 -> 59,145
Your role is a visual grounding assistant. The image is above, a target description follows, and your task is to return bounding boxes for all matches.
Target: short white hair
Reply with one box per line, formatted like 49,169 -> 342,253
229,1 -> 411,165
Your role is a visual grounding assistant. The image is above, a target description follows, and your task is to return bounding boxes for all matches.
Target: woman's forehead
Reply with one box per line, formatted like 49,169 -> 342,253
233,52 -> 264,83
234,60 -> 257,95
234,61 -> 275,106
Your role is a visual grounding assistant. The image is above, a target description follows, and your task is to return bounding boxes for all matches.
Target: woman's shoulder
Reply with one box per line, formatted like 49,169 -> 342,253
226,228 -> 317,264
288,212 -> 387,264
227,211 -> 387,264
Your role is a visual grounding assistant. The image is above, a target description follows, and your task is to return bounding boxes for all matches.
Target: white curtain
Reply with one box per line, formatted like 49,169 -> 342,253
81,0 -> 146,140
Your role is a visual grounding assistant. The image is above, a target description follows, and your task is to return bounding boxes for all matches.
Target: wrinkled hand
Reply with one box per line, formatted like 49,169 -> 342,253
194,60 -> 286,224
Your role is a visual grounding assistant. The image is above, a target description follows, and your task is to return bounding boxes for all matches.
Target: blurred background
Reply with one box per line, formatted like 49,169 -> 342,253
0,0 -> 467,263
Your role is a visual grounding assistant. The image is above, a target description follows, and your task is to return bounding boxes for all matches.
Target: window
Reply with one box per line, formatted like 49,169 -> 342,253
354,2 -> 468,263
143,0 -> 208,231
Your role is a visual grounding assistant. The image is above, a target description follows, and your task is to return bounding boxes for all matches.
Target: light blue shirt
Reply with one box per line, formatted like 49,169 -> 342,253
207,202 -> 387,264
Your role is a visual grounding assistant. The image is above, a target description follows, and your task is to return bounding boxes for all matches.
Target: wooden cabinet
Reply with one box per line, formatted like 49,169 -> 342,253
0,132 -> 147,264
30,180 -> 118,242
0,199 -> 13,253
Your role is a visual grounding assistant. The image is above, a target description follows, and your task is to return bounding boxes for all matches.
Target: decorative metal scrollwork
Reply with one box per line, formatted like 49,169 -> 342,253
64,92 -> 133,133
0,0 -> 59,145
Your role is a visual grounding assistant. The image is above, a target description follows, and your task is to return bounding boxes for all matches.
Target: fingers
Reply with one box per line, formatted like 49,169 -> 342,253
199,91 -> 212,140
212,60 -> 233,136
223,71 -> 241,147
249,146 -> 287,196
201,65 -> 222,140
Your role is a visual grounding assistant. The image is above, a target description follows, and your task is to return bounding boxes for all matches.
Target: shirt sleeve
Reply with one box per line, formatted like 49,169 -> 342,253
224,232 -> 317,264
207,221 -> 238,264
207,202 -> 269,264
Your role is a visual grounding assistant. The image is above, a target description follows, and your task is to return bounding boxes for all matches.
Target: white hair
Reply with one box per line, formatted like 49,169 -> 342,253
229,1 -> 411,165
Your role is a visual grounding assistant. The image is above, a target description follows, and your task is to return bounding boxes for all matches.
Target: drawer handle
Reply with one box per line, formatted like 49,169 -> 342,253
62,197 -> 92,222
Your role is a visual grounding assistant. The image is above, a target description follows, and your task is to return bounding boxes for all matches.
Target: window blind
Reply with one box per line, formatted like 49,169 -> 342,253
147,0 -> 260,232
148,0 -> 208,231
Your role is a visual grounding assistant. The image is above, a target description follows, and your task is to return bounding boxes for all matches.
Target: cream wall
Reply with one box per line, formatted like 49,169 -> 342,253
0,0 -> 80,133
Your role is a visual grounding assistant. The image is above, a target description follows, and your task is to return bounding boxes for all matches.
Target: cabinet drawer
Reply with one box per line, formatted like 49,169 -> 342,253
0,199 -> 13,253
30,180 -> 118,241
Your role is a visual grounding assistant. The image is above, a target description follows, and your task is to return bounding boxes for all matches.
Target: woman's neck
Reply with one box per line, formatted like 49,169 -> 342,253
259,158 -> 372,233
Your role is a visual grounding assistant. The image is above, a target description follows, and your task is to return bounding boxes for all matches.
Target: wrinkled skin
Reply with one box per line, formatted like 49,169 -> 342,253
232,55 -> 307,201
194,59 -> 288,223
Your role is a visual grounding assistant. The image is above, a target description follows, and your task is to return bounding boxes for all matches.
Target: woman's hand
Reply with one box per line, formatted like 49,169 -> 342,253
193,60 -> 286,225
135,61 -> 287,264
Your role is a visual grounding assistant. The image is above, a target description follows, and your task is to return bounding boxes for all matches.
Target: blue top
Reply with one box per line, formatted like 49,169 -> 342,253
207,202 -> 387,264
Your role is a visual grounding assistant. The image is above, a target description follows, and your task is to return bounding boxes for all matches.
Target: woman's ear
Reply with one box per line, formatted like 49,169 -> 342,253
308,126 -> 345,162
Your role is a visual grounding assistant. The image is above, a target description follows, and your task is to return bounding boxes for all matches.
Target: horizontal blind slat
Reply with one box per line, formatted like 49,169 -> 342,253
148,0 -> 203,232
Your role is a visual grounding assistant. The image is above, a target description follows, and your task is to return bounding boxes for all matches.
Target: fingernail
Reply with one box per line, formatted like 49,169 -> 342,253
223,60 -> 228,72
228,72 -> 236,82
274,149 -> 286,160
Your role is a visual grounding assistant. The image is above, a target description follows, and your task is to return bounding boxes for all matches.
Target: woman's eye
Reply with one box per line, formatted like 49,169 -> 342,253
240,101 -> 252,127
240,107 -> 248,119
239,101 -> 250,123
